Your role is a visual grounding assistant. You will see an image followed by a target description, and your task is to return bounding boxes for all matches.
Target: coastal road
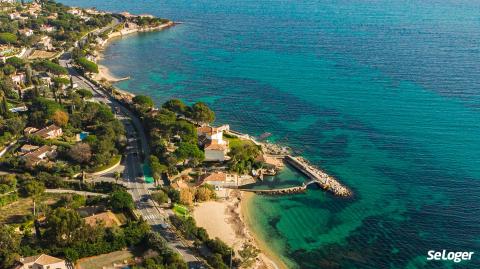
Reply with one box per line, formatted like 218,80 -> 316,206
59,53 -> 204,268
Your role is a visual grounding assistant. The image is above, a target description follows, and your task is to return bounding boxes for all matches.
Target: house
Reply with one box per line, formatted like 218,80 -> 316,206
22,145 -> 57,166
9,12 -> 21,20
18,28 -> 34,37
40,25 -> 56,33
197,124 -> 230,142
19,144 -> 39,154
15,254 -> 67,269
37,72 -> 52,85
199,172 -> 238,189
204,140 -> 229,162
33,124 -> 63,139
36,36 -> 53,51
68,7 -> 83,16
84,211 -> 121,228
197,124 -> 230,162
11,73 -> 27,86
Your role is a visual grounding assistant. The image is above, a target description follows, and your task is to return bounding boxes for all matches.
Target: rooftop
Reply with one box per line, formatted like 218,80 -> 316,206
20,254 -> 65,266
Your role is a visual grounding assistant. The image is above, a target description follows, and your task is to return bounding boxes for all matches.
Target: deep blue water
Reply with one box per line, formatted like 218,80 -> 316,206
59,1 -> 480,268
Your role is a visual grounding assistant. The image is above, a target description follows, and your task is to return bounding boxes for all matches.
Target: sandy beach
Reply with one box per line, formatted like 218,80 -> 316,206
193,190 -> 287,269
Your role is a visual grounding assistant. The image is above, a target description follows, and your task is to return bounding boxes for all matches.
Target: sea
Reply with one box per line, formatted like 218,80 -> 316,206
58,1 -> 480,268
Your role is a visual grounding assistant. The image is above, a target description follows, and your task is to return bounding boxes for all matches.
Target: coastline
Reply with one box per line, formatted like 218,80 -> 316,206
94,21 -> 176,83
192,190 -> 287,269
240,192 -> 291,269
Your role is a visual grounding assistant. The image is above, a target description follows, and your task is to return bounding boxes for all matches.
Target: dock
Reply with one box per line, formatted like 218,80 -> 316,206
284,155 -> 352,197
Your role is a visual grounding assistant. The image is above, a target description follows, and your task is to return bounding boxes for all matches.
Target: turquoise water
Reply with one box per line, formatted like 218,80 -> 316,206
59,1 -> 480,268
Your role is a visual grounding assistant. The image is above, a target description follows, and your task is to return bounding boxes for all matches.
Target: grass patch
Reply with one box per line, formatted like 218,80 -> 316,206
76,249 -> 134,269
88,155 -> 121,173
224,135 -> 256,149
0,193 -> 62,224
173,203 -> 189,218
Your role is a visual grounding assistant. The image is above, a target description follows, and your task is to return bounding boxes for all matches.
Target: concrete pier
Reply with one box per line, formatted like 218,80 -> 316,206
284,155 -> 352,197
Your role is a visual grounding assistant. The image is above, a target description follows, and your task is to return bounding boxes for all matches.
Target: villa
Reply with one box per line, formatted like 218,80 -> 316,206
204,140 -> 229,162
22,145 -> 57,166
199,172 -> 238,189
36,36 -> 53,51
11,72 -> 27,86
36,72 -> 52,85
18,28 -> 34,37
9,12 -> 22,20
15,254 -> 67,269
40,25 -> 56,33
68,7 -> 83,16
35,125 -> 63,139
197,124 -> 230,162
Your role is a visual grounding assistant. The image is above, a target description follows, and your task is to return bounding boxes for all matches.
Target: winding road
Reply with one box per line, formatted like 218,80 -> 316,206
58,27 -> 205,267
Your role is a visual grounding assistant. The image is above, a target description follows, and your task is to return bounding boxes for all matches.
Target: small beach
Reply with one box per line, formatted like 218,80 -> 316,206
193,190 -> 286,269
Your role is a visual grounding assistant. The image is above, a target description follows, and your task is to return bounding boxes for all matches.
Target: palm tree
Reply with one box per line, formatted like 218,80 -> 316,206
114,171 -> 121,184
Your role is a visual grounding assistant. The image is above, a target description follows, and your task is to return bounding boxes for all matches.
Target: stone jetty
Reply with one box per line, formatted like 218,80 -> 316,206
285,155 -> 352,197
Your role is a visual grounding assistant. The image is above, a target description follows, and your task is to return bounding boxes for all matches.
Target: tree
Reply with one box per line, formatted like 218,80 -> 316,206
2,64 -> 16,76
109,190 -> 134,212
195,185 -> 215,202
76,88 -> 93,99
179,188 -> 194,206
148,155 -> 167,185
132,95 -> 154,108
0,225 -> 20,268
45,208 -> 84,246
50,110 -> 69,126
5,57 -> 24,69
190,102 -> 215,124
239,243 -> 260,268
20,180 -> 45,216
113,171 -> 121,184
77,57 -> 99,73
0,32 -> 17,44
68,143 -> 92,164
151,190 -> 168,204
174,142 -> 204,166
162,99 -> 187,115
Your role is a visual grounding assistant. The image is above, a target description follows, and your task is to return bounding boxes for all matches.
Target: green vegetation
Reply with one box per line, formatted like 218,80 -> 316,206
32,60 -> 68,75
77,57 -> 99,73
170,214 -> 239,268
151,189 -> 168,204
132,94 -> 154,108
109,190 -> 134,212
0,32 -> 17,44
227,138 -> 261,174
172,203 -> 189,217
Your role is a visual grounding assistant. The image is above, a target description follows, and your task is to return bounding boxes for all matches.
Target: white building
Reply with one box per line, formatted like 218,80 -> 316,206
204,140 -> 229,162
37,36 -> 53,50
200,172 -> 238,190
11,73 -> 27,86
197,124 -> 230,162
19,28 -> 34,37
40,25 -> 56,33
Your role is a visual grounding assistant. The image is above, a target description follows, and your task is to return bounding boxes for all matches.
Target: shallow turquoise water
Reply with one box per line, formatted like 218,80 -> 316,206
59,1 -> 480,268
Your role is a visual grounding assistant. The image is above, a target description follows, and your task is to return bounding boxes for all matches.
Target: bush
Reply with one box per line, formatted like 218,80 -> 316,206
0,32 -> 17,44
77,57 -> 99,73
109,190 -> 134,212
